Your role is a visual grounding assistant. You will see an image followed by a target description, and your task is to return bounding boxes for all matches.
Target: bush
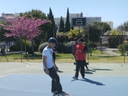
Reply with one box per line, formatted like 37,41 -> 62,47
38,42 -> 66,53
56,32 -> 68,44
118,44 -> 128,56
64,41 -> 74,53
117,44 -> 125,55
38,41 -> 74,53
38,42 -> 48,53
56,43 -> 66,53
89,42 -> 97,49
10,39 -> 30,51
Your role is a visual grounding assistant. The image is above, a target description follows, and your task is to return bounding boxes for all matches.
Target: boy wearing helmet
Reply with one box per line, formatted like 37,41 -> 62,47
42,37 -> 68,96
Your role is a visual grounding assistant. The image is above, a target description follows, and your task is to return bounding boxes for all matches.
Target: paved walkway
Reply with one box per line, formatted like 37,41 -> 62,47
103,48 -> 120,56
0,62 -> 128,96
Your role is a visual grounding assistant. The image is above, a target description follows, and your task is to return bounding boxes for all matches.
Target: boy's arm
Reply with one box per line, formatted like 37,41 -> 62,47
43,55 -> 49,74
52,58 -> 58,70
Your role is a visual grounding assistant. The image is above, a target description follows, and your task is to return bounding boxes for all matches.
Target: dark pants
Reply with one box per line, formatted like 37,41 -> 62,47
45,67 -> 62,93
75,60 -> 85,78
73,55 -> 77,69
84,60 -> 89,70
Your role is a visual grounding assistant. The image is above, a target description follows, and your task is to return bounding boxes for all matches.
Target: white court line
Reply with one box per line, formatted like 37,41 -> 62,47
26,64 -> 42,70
0,73 -> 14,78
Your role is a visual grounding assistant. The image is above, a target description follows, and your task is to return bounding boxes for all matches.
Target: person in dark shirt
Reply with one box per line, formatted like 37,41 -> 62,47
71,38 -> 78,70
83,45 -> 89,70
52,47 -> 57,63
52,47 -> 58,71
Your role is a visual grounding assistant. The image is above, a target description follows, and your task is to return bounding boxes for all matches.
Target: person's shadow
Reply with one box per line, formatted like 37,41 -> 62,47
79,78 -> 105,86
56,70 -> 63,73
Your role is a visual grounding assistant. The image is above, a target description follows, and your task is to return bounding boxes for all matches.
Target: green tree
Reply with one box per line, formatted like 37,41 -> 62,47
117,44 -> 128,56
83,25 -> 101,43
117,22 -> 128,32
59,16 -> 65,32
0,26 -> 5,42
0,21 -> 15,42
123,22 -> 128,31
92,22 -> 111,34
47,8 -> 56,39
20,9 -> 47,19
83,25 -> 101,55
117,44 -> 124,55
117,25 -> 123,32
65,8 -> 70,32
125,44 -> 128,56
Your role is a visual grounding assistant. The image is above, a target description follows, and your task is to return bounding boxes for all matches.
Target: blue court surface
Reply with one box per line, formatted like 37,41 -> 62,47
0,74 -> 128,96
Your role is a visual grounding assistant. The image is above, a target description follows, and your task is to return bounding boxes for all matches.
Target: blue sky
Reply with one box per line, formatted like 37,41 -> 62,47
0,0 -> 128,28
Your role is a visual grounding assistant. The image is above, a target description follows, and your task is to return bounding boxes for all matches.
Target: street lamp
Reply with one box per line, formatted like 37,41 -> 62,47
20,31 -> 22,62
123,26 -> 126,63
77,27 -> 80,38
100,36 -> 102,53
87,25 -> 90,63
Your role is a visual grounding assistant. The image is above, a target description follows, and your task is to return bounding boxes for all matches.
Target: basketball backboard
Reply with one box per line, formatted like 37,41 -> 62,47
72,17 -> 86,26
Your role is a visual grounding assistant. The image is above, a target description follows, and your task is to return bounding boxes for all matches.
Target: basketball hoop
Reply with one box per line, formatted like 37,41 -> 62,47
72,18 -> 86,26
76,24 -> 82,26
76,21 -> 82,26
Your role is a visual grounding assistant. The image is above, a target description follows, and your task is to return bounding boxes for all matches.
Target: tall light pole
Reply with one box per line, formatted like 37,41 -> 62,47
78,25 -> 80,38
87,25 -> 90,63
123,17 -> 128,63
20,31 -> 22,62
100,36 -> 102,54
123,26 -> 126,63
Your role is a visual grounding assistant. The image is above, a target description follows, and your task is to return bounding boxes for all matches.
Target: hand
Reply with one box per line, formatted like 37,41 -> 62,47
45,69 -> 49,74
54,51 -> 57,54
54,65 -> 58,71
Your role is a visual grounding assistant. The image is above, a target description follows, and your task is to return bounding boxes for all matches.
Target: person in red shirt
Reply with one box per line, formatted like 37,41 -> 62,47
71,38 -> 78,67
73,38 -> 86,80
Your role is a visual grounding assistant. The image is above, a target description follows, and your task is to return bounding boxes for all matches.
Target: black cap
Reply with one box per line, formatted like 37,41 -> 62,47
48,37 -> 57,44
74,38 -> 78,41
78,38 -> 84,42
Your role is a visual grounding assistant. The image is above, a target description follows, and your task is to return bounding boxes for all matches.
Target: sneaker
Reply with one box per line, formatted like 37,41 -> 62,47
82,76 -> 85,79
72,77 -> 78,80
55,91 -> 68,96
86,63 -> 89,65
52,90 -> 58,95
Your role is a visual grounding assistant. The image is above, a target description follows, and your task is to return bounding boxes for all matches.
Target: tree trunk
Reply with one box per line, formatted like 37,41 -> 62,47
25,39 -> 27,58
32,40 -> 34,55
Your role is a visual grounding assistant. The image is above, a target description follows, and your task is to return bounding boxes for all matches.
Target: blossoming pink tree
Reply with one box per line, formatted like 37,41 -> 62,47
2,16 -> 49,57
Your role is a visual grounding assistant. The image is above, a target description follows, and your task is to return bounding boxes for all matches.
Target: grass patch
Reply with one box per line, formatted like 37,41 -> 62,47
0,50 -> 128,63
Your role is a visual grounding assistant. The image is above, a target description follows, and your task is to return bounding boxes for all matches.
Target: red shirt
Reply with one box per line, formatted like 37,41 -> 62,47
75,43 -> 86,60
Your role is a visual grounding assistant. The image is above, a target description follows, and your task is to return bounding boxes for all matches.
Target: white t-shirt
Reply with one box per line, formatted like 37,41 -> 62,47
42,46 -> 54,69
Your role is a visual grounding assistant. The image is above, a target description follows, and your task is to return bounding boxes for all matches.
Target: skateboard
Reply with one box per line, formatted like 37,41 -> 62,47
53,93 -> 71,96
